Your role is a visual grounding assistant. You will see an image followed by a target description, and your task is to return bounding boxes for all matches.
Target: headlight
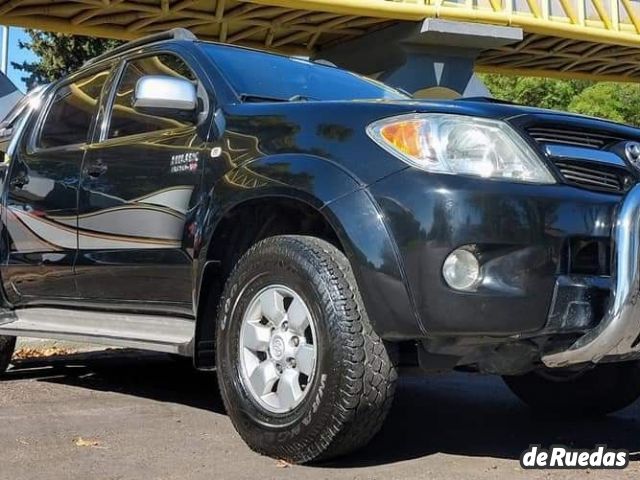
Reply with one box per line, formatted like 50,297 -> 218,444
367,113 -> 555,184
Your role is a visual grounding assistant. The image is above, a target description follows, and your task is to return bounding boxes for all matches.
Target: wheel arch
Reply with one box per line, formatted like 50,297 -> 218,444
192,155 -> 420,368
192,192 -> 345,369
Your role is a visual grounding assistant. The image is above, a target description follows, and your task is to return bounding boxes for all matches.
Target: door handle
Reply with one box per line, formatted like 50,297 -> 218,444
85,161 -> 108,178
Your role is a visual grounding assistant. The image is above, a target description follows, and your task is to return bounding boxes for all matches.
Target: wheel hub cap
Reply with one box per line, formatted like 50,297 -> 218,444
269,336 -> 286,361
239,285 -> 318,413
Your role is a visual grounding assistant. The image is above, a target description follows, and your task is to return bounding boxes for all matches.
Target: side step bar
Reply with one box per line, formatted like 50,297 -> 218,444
0,308 -> 195,355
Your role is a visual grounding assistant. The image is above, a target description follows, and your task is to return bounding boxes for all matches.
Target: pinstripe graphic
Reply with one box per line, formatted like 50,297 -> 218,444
132,186 -> 194,214
5,185 -> 194,251
5,208 -> 64,253
10,207 -> 182,250
10,209 -> 77,250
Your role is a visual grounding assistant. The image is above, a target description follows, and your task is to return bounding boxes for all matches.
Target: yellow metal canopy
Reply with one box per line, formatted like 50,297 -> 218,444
3,0 -> 640,81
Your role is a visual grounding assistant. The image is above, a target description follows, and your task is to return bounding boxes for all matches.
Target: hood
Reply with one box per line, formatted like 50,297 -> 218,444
229,95 -> 640,131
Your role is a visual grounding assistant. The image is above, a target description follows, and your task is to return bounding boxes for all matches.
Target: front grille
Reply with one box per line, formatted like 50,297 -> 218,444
523,122 -> 639,192
527,127 -> 624,150
554,160 -> 632,193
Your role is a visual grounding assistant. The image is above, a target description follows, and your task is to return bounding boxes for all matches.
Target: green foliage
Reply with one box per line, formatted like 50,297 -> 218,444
11,30 -> 122,89
568,82 -> 640,126
482,73 -> 640,127
481,74 -> 592,111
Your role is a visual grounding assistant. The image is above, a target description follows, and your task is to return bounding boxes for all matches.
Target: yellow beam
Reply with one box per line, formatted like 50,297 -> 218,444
242,0 -> 640,50
525,0 -> 543,18
620,0 -> 640,33
488,0 -> 502,13
244,0 -> 429,20
590,0 -> 613,30
0,14 -> 138,40
558,0 -> 578,24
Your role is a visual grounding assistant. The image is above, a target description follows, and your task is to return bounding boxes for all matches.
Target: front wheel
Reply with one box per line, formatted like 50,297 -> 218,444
503,360 -> 640,417
0,336 -> 16,376
216,235 -> 397,463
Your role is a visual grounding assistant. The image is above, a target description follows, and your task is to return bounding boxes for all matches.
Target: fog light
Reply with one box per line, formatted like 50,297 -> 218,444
442,249 -> 481,291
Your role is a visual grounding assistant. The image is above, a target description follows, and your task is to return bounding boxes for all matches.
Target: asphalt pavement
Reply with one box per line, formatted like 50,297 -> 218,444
2,349 -> 640,480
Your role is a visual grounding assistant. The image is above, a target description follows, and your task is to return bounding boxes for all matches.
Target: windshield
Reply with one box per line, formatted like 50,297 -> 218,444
199,42 -> 409,102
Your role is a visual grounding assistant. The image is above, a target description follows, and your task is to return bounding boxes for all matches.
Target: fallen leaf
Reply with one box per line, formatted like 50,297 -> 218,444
275,459 -> 291,468
73,437 -> 101,448
13,346 -> 76,360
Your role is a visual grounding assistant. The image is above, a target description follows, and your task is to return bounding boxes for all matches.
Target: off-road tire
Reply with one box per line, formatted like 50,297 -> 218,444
0,336 -> 16,375
215,235 -> 397,464
503,360 -> 640,416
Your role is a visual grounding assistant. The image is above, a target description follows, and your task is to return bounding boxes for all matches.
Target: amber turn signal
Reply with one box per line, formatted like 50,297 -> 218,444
379,120 -> 423,158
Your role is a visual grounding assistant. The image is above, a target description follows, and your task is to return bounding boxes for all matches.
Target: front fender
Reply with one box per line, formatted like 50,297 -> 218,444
196,152 -> 361,257
194,153 -> 423,341
193,154 -> 360,308
322,189 -> 424,339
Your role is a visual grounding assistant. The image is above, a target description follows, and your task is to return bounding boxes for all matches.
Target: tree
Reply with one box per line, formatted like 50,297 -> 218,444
482,73 -> 640,126
12,30 -> 122,89
569,82 -> 640,126
481,74 -> 592,111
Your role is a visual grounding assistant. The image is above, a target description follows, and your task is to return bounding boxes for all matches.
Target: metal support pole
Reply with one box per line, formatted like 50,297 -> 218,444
0,26 -> 9,75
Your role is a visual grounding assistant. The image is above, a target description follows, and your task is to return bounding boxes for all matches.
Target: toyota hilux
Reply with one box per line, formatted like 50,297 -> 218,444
1,28 -> 640,463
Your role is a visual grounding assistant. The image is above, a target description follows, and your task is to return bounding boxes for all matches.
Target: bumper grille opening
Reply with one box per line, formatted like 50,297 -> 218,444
554,160 -> 633,193
568,238 -> 611,276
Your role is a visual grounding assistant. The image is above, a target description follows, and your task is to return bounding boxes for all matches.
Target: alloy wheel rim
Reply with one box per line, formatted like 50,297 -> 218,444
238,284 -> 318,413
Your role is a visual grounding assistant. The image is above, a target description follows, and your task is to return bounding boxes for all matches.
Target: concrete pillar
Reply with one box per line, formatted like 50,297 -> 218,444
315,19 -> 523,99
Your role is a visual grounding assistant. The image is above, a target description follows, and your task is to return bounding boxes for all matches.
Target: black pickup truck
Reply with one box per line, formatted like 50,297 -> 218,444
2,28 -> 640,463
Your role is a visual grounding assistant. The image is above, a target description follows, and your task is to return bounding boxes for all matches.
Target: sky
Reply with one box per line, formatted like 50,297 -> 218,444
1,26 -> 38,92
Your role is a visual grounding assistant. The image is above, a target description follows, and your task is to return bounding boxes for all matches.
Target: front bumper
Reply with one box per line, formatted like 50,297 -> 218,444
543,184 -> 640,367
369,168 -> 618,336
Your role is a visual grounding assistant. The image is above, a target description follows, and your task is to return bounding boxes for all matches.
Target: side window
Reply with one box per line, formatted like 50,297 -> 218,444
38,70 -> 109,149
107,54 -> 197,139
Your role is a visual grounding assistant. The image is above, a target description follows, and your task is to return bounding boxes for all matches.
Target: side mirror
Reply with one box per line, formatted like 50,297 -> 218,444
133,75 -> 198,119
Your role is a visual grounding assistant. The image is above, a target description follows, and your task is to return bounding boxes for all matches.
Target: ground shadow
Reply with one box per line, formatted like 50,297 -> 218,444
6,349 -> 640,467
326,374 -> 640,468
5,348 -> 225,414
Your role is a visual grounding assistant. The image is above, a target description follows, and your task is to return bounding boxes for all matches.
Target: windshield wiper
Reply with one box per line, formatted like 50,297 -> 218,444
287,94 -> 318,102
239,93 -> 319,103
239,93 -> 288,103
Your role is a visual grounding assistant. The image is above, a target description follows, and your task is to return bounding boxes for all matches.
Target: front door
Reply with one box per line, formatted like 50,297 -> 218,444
2,69 -> 110,303
75,52 -> 211,311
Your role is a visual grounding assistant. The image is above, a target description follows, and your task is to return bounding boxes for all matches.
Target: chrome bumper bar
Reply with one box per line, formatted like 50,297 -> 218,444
543,184 -> 640,368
